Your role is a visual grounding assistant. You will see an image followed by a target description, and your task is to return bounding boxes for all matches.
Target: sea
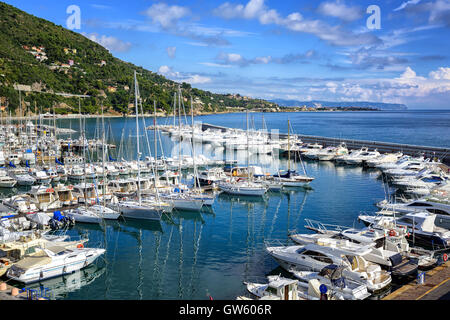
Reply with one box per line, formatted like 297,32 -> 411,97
4,109 -> 450,300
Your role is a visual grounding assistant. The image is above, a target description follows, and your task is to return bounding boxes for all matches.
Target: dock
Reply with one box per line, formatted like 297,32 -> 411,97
0,282 -> 26,300
383,261 -> 450,300
200,123 -> 450,166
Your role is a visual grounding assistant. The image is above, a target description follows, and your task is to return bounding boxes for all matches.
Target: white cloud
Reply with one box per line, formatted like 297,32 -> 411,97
429,67 -> 450,80
166,46 -> 176,59
158,65 -> 211,84
83,33 -> 132,52
393,0 -> 422,12
213,0 -> 380,47
317,1 -> 363,21
143,3 -> 190,29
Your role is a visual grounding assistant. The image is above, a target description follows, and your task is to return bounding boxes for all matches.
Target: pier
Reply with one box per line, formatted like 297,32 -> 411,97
200,123 -> 450,166
383,261 -> 450,300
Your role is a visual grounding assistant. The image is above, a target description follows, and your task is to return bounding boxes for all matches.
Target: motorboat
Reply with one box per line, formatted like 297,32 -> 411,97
358,211 -> 450,250
366,152 -> 403,168
291,223 -> 418,278
6,245 -> 105,284
344,149 -> 380,166
265,242 -> 392,292
26,186 -> 62,212
0,233 -> 87,277
33,170 -> 52,185
315,144 -> 348,161
0,174 -> 17,188
8,169 -> 36,186
290,264 -> 372,300
240,275 -> 320,300
53,184 -> 78,206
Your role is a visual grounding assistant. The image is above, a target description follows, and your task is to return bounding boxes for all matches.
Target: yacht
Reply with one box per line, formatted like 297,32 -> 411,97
358,211 -> 450,250
315,144 -> 348,161
290,227 -> 418,278
366,152 -> 403,168
0,172 -> 17,188
7,245 -> 105,284
265,242 -> 392,292
344,149 -> 380,166
8,169 -> 36,186
290,265 -> 372,300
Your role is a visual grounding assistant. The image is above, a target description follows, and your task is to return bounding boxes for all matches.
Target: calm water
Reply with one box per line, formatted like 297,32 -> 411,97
8,110 -> 447,300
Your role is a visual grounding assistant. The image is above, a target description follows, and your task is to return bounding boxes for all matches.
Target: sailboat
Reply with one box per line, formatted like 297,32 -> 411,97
218,111 -> 267,197
274,120 -> 314,187
118,71 -> 171,220
158,88 -> 204,211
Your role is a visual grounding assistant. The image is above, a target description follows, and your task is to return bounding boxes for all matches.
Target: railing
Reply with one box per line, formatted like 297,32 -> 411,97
303,219 -> 351,234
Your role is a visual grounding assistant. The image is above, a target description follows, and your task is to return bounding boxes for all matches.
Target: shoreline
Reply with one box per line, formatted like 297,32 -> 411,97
1,108 -> 410,121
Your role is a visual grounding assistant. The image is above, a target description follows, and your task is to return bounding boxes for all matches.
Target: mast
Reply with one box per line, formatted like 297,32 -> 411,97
154,100 -> 158,189
288,119 -> 291,172
178,86 -> 182,187
246,110 -> 250,185
134,70 -> 142,205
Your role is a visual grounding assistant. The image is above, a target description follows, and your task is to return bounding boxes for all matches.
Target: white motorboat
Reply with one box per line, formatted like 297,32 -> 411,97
0,174 -> 17,188
265,242 -> 392,292
7,245 -> 105,284
33,170 -> 52,185
8,169 -> 36,186
290,226 -> 418,278
366,152 -> 403,168
290,264 -> 371,300
358,211 -> 450,250
241,276 -> 318,300
345,149 -> 380,165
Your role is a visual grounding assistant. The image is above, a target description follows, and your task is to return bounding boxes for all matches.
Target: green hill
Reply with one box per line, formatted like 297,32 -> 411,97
0,1 -> 278,116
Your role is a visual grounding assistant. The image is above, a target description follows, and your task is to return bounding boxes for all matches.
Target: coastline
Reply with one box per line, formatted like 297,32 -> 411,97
2,108 -> 393,121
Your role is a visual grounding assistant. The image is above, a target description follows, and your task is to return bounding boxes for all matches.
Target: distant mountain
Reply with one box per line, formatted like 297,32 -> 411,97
271,99 -> 408,111
0,2 -> 278,115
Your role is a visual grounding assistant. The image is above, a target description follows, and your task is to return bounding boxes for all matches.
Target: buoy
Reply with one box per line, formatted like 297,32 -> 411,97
443,253 -> 448,262
0,282 -> 7,291
77,243 -> 84,249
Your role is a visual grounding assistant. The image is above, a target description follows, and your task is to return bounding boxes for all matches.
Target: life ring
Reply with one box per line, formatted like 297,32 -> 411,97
389,230 -> 396,237
77,243 -> 84,249
208,180 -> 212,185
443,253 -> 448,262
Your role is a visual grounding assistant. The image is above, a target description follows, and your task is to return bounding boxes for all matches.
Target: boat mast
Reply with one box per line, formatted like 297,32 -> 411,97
154,100 -> 158,189
246,109 -> 250,185
178,86 -> 182,187
288,119 -> 291,172
134,70 -> 142,206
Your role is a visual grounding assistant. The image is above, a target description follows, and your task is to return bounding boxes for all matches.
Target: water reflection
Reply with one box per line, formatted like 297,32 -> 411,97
24,264 -> 106,300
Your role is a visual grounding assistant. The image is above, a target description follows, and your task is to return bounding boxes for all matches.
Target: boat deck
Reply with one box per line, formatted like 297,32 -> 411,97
383,260 -> 450,300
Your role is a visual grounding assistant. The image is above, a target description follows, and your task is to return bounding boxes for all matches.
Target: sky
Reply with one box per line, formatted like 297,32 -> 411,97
4,0 -> 450,109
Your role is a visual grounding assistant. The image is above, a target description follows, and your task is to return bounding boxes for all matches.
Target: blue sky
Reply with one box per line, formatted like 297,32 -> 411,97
4,0 -> 450,109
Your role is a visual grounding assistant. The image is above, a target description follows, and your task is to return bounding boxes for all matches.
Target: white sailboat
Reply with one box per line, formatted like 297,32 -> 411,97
118,71 -> 168,221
